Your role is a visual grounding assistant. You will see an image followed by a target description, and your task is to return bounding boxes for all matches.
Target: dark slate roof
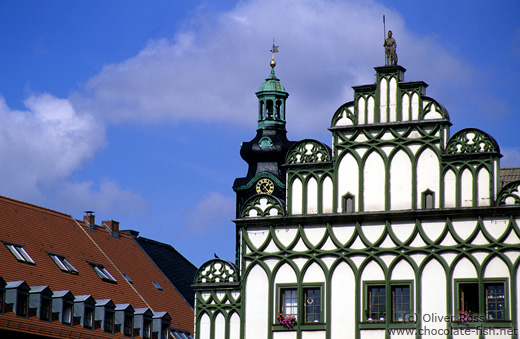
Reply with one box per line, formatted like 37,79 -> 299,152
500,167 -> 520,189
136,237 -> 197,308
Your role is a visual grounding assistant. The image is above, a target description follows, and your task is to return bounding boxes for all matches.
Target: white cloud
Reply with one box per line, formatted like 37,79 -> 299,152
0,94 -> 102,197
0,0 -> 507,222
0,94 -> 146,214
50,179 -> 149,216
182,192 -> 235,236
71,0 -> 474,139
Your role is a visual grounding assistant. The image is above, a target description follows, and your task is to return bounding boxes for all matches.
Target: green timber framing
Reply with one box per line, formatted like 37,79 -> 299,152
193,62 -> 520,339
234,206 -> 520,339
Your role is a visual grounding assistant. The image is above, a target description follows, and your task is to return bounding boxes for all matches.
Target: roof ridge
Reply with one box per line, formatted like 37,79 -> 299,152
0,194 -> 71,218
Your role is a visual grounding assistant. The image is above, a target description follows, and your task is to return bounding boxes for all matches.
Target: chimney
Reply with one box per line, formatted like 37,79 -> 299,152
103,220 -> 120,238
84,211 -> 95,230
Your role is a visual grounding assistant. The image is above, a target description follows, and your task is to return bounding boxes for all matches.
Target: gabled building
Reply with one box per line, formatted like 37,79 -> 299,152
193,56 -> 520,339
0,195 -> 195,338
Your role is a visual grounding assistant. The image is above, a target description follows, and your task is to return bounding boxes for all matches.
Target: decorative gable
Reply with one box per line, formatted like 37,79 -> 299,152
286,65 -> 504,215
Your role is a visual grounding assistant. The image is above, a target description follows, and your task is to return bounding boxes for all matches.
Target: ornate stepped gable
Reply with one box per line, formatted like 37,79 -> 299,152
277,65 -> 514,218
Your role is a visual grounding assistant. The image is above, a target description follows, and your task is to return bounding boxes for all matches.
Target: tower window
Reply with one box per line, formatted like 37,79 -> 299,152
266,100 -> 274,119
275,100 -> 281,119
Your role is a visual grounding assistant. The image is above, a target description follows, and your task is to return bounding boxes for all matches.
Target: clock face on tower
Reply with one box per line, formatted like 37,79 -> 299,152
255,178 -> 275,195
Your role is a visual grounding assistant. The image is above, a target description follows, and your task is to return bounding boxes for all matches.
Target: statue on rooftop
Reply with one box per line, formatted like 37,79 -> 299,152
384,30 -> 398,66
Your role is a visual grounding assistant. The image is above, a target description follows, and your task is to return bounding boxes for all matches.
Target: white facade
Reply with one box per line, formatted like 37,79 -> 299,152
193,65 -> 520,339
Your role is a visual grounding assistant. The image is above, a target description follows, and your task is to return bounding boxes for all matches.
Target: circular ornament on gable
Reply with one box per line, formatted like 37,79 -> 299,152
256,178 -> 275,194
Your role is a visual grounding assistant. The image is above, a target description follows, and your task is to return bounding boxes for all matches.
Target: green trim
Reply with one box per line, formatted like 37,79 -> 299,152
453,278 -> 510,322
233,172 -> 285,192
421,189 -> 435,209
361,280 -> 414,325
235,214 -> 520,339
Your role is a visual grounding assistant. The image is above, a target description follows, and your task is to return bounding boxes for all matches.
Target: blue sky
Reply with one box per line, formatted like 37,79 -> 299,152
0,0 -> 518,267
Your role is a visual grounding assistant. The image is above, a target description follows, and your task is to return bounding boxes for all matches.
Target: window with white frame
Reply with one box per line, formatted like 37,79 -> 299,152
4,243 -> 35,264
49,253 -> 78,274
89,263 -> 117,283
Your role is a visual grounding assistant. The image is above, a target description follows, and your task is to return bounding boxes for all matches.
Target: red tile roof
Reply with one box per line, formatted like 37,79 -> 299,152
0,194 -> 194,335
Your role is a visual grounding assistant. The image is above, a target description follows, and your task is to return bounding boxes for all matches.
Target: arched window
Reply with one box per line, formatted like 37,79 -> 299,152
275,100 -> 281,119
266,100 -> 274,119
422,189 -> 435,209
342,193 -> 355,213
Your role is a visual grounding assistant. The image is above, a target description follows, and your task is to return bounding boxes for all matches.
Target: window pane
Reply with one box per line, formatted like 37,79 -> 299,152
63,259 -> 78,273
304,288 -> 321,323
93,266 -> 108,279
51,255 -> 69,271
459,283 -> 479,314
17,294 -> 28,317
63,304 -> 73,324
367,286 -> 386,319
392,285 -> 410,322
17,247 -> 35,264
282,289 -> 297,316
124,315 -> 133,335
85,308 -> 94,328
485,283 -> 505,320
7,245 -> 25,261
101,267 -> 117,282
105,311 -> 114,332
40,298 -> 51,321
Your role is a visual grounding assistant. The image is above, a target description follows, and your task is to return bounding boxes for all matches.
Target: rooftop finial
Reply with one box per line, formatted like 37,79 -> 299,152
383,15 -> 398,65
270,38 -> 279,68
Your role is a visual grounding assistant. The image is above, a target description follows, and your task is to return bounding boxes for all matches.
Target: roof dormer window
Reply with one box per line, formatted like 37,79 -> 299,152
4,243 -> 35,264
49,254 -> 78,274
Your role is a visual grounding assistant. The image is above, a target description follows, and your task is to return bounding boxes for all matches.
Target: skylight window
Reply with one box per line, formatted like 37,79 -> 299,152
152,281 -> 163,291
49,254 -> 78,274
89,263 -> 117,283
4,243 -> 35,264
122,273 -> 133,284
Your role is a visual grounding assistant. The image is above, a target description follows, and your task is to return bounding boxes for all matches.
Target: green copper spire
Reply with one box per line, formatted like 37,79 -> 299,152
256,39 -> 288,130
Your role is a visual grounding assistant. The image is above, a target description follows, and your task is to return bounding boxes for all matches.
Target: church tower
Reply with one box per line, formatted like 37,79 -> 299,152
232,45 -> 294,216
